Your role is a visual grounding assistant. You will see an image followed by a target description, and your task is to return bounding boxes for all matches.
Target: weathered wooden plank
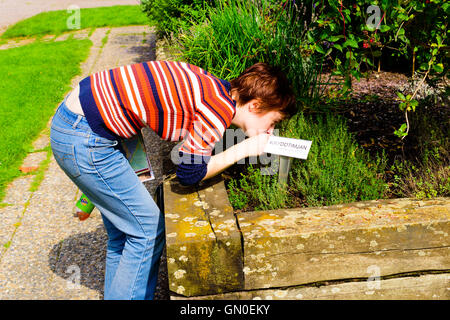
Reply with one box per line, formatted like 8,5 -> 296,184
164,174 -> 450,298
173,273 -> 450,300
238,198 -> 450,290
163,176 -> 243,297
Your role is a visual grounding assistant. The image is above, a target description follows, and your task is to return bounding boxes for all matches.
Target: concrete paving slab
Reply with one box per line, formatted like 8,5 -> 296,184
32,132 -> 50,151
19,151 -> 48,173
0,205 -> 25,248
2,175 -> 34,205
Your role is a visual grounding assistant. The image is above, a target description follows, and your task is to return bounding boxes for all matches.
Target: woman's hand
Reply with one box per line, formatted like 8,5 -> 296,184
242,132 -> 271,158
201,132 -> 271,182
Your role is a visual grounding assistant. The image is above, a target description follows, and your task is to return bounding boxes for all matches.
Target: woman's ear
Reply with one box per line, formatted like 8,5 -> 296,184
247,99 -> 260,113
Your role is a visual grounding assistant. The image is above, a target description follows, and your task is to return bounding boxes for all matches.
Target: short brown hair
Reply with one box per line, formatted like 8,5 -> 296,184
230,62 -> 296,119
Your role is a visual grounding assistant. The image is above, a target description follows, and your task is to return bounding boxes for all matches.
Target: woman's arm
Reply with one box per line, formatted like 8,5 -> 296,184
202,132 -> 271,181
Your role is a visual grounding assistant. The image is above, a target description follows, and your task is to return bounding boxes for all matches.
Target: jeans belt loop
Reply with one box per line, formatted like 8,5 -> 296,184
72,115 -> 83,129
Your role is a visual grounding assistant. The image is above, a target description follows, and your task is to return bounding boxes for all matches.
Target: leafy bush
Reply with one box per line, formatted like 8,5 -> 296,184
299,0 -> 448,78
175,0 -> 267,79
227,165 -> 290,211
390,155 -> 449,199
286,112 -> 388,207
140,0 -> 211,37
175,0 -> 326,112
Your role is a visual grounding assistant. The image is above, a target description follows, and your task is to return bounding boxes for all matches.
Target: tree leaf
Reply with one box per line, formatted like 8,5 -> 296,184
327,36 -> 341,42
433,63 -> 444,73
394,123 -> 408,138
372,50 -> 382,57
315,45 -> 325,54
396,92 -> 406,100
343,39 -> 358,48
333,43 -> 343,52
379,25 -> 390,32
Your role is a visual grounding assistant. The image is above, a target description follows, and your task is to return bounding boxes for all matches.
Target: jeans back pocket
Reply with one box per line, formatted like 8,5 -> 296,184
51,139 -> 81,178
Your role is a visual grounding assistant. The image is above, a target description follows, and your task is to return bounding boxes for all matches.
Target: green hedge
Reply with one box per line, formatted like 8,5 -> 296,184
140,0 -> 212,37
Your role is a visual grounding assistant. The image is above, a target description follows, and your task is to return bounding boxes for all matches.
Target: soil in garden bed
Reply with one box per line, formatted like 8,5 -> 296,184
223,70 -> 449,208
339,71 -> 448,165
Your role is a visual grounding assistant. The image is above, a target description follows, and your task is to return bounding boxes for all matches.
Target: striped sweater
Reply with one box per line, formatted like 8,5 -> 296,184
78,60 -> 236,185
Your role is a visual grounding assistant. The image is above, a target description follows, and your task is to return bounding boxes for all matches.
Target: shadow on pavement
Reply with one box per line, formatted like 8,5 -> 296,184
48,225 -> 107,298
48,223 -> 170,300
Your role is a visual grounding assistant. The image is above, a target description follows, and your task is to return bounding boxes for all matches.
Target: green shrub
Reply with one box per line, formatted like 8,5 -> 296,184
228,113 -> 389,211
228,165 -> 290,211
285,112 -> 388,207
389,98 -> 450,199
141,0 -> 211,37
175,0 -> 326,112
390,155 -> 449,199
298,0 -> 448,77
175,0 -> 269,79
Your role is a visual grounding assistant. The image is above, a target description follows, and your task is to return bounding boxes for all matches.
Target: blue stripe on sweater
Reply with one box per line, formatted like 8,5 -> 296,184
142,62 -> 165,137
78,76 -> 119,141
176,152 -> 210,185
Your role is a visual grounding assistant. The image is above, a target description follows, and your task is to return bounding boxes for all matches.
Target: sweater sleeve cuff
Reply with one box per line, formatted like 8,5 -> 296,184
175,152 -> 211,186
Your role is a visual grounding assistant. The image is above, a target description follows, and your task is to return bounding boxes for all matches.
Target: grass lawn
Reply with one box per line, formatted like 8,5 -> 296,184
1,5 -> 148,39
0,39 -> 92,201
0,4 -> 150,201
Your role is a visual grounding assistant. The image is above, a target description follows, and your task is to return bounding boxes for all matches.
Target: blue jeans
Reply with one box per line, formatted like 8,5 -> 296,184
50,100 -> 165,300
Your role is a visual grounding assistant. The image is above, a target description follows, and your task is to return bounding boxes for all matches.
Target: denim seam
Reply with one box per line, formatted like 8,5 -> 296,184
57,111 -> 91,131
91,165 -> 142,232
72,115 -> 83,129
86,133 -> 93,166
52,123 -> 91,138
130,237 -> 153,300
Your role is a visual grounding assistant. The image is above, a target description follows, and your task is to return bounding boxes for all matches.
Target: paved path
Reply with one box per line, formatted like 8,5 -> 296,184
0,22 -> 172,299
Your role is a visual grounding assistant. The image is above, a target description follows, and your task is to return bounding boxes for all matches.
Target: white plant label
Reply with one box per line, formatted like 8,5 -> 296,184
264,136 -> 312,160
